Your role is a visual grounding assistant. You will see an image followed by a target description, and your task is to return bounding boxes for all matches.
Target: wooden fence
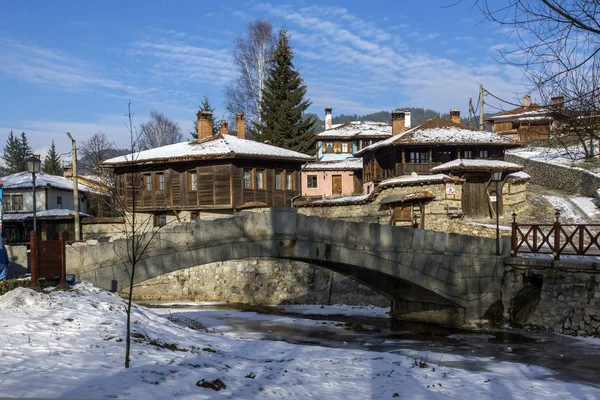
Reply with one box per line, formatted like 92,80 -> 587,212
511,212 -> 600,259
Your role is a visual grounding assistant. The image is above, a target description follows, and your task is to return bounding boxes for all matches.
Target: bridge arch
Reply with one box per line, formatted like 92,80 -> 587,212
67,208 -> 506,326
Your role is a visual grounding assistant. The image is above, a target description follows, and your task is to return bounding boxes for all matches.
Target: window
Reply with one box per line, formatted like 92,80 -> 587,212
333,142 -> 342,153
156,173 -> 165,191
12,195 -> 23,211
2,195 -> 9,212
144,174 -> 152,191
479,150 -> 489,159
286,171 -> 294,190
463,150 -> 473,159
307,175 -> 318,188
326,143 -> 333,153
57,196 -> 62,208
275,170 -> 283,190
187,171 -> 197,191
243,169 -> 253,189
154,213 -> 166,227
342,143 -> 349,153
190,212 -> 199,220
255,169 -> 265,190
409,151 -> 429,164
361,139 -> 372,150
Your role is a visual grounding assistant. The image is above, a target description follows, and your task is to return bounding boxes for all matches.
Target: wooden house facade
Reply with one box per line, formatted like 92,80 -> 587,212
101,112 -> 313,221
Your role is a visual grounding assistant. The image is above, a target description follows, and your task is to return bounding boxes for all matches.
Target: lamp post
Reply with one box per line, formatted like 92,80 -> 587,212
491,170 -> 504,255
26,156 -> 41,234
66,132 -> 80,240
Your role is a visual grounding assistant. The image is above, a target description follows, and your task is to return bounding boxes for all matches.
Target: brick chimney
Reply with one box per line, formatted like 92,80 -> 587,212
325,108 -> 333,130
450,109 -> 460,124
391,110 -> 406,135
236,112 -> 245,139
523,94 -> 531,108
219,120 -> 229,135
551,96 -> 564,110
197,111 -> 213,140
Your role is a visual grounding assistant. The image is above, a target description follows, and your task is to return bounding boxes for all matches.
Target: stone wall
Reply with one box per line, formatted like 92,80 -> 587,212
503,258 -> 600,337
126,257 -> 389,307
506,153 -> 600,196
5,245 -> 28,279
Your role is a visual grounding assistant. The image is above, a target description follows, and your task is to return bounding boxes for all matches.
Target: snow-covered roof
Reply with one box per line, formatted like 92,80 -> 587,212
308,194 -> 371,205
487,106 -> 551,122
2,209 -> 91,220
303,158 -> 363,171
355,118 -> 519,155
507,171 -> 531,182
378,173 -> 460,188
1,172 -> 102,194
317,121 -> 392,139
430,159 -> 524,173
102,134 -> 314,166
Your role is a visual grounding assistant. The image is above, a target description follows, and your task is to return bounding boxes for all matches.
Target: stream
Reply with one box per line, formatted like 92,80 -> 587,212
140,301 -> 600,386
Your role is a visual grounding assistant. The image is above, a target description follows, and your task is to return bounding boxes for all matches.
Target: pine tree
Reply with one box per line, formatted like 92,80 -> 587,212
42,141 -> 63,175
1,131 -> 21,174
17,132 -> 33,172
253,29 -> 316,154
190,95 -> 219,138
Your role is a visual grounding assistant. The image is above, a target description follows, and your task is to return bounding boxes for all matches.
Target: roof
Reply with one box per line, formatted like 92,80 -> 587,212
430,159 -> 523,173
304,194 -> 372,206
102,134 -> 314,166
507,171 -> 531,182
317,121 -> 392,140
379,191 -> 435,204
378,173 -> 462,188
486,105 -> 549,122
303,158 -> 363,171
2,209 -> 91,221
0,171 -> 103,194
355,117 -> 519,155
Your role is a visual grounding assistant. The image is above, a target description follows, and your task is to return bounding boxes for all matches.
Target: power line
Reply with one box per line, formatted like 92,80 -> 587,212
483,89 -> 523,108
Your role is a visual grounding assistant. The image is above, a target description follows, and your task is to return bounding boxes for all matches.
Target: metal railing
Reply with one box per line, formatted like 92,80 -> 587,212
511,211 -> 600,260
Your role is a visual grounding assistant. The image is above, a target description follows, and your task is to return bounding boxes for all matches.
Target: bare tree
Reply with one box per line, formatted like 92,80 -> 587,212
80,132 -> 115,173
139,110 -> 182,150
224,20 -> 276,134
470,0 -> 600,157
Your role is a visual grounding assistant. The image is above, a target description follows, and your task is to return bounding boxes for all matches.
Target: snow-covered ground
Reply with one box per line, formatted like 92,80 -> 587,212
542,194 -> 599,223
509,144 -> 599,173
1,284 -> 599,399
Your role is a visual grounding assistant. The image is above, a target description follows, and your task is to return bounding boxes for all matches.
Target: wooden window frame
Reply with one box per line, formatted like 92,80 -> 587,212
187,171 -> 197,192
156,173 -> 165,191
285,171 -> 295,191
463,150 -> 473,159
12,194 -> 23,211
479,150 -> 489,159
243,168 -> 253,189
307,175 -> 318,189
2,195 -> 10,212
275,170 -> 283,190
144,174 -> 152,191
342,142 -> 349,153
255,169 -> 266,190
154,213 -> 167,227
325,142 -> 333,153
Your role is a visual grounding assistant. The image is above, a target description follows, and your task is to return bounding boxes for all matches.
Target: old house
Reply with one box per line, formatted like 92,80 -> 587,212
485,95 -> 565,143
1,171 -> 95,243
101,111 -> 313,223
301,158 -> 363,199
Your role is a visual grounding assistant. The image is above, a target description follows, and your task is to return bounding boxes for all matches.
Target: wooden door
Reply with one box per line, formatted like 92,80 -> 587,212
332,175 -> 342,196
392,205 -> 412,226
461,179 -> 489,217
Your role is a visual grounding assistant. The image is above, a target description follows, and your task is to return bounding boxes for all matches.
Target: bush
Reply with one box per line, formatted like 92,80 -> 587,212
0,279 -> 31,296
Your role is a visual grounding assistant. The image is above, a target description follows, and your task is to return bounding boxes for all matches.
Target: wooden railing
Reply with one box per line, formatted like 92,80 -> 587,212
511,212 -> 600,259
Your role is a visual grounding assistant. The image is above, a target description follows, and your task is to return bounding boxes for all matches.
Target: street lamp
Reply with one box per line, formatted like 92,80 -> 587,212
491,170 -> 504,255
26,156 -> 41,233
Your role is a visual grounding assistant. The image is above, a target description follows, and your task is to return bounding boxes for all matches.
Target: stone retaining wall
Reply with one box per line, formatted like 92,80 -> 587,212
505,153 -> 600,196
127,257 -> 389,307
503,258 -> 600,337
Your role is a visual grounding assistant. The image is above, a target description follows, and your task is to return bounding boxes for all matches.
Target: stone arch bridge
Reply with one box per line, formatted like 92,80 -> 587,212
67,208 -> 508,326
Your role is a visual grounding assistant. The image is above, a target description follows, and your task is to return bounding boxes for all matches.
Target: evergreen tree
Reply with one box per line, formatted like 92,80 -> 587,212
17,132 -> 33,172
1,131 -> 32,173
42,141 -> 63,175
190,95 -> 219,138
253,29 -> 316,154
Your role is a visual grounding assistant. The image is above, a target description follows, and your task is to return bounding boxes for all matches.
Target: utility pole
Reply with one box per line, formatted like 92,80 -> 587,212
66,132 -> 80,241
468,97 -> 473,127
479,84 -> 484,130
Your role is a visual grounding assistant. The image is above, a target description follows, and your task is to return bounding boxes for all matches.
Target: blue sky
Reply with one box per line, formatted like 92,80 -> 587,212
0,0 -> 527,158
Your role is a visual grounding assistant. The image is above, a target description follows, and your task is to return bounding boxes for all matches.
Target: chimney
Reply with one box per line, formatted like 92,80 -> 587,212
404,111 -> 411,130
391,110 -> 406,135
219,120 -> 229,135
450,109 -> 460,124
325,108 -> 333,130
523,94 -> 531,108
197,111 -> 213,140
236,112 -> 245,139
551,96 -> 564,110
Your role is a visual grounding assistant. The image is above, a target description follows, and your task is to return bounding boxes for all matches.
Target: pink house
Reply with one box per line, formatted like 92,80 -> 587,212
301,159 -> 363,199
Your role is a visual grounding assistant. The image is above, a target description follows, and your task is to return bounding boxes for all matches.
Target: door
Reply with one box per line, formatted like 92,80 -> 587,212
332,175 -> 342,196
392,205 -> 412,226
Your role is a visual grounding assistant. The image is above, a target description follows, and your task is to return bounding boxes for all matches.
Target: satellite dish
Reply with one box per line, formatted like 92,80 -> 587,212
411,172 -> 418,177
